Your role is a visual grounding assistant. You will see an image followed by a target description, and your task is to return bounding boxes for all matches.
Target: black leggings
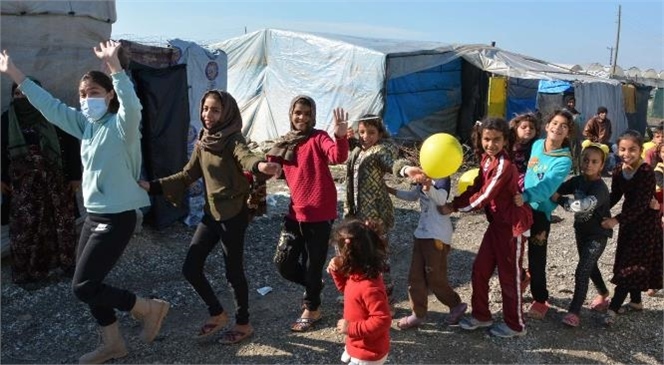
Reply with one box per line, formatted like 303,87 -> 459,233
528,210 -> 551,303
609,286 -> 642,312
183,208 -> 250,325
273,217 -> 332,311
568,238 -> 609,314
72,210 -> 137,327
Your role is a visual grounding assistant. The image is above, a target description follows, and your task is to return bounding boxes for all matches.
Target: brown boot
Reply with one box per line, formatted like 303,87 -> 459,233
78,321 -> 128,364
130,297 -> 170,343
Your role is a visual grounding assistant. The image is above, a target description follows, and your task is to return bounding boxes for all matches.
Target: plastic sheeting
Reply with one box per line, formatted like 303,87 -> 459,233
0,0 -> 116,22
212,29 -> 622,143
487,76 -> 507,117
385,59 -> 461,136
652,89 -> 664,118
506,78 -> 538,119
131,63 -> 190,229
575,82 -> 629,143
0,10 -> 112,111
169,39 -> 228,131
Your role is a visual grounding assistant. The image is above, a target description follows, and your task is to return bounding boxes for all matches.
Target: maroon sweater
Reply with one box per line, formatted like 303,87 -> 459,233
269,130 -> 348,222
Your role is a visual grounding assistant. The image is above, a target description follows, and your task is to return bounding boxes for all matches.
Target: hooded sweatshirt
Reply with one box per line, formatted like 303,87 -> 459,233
522,138 -> 572,219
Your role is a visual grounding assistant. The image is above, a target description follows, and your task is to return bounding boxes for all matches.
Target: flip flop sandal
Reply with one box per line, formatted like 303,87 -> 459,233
195,320 -> 227,339
589,296 -> 609,312
561,313 -> 580,327
217,329 -> 254,345
290,316 -> 322,332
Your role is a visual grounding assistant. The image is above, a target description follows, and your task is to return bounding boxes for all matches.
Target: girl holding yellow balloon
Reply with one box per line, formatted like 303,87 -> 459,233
440,117 -> 533,338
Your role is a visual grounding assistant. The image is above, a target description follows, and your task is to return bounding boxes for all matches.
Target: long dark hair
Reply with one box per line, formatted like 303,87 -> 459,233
330,219 -> 387,279
79,70 -> 119,113
472,117 -> 512,161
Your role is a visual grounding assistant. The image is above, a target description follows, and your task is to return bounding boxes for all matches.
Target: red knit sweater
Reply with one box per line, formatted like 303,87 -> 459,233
269,130 -> 348,222
330,271 -> 391,361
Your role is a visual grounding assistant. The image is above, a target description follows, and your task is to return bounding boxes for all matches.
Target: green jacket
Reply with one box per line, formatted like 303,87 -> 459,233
344,142 -> 403,231
158,132 -> 263,221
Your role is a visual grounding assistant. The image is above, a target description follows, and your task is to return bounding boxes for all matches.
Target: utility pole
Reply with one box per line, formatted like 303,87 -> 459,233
607,46 -> 614,65
611,5 -> 621,77
244,26 -> 247,34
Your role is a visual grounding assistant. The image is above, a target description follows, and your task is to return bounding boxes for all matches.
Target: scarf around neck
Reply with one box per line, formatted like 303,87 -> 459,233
267,95 -> 317,161
197,90 -> 243,152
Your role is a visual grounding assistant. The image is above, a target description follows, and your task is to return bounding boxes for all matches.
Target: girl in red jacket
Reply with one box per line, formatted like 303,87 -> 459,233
327,219 -> 391,365
440,117 -> 533,338
267,95 -> 349,332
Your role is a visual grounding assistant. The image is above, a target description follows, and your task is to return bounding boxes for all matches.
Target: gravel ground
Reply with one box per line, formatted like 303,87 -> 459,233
1,165 -> 663,364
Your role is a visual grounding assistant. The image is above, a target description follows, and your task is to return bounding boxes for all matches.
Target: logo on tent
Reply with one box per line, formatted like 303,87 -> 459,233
205,62 -> 219,80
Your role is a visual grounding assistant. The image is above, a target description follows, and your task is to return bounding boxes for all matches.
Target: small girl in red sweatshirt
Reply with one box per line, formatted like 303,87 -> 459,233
327,219 -> 391,365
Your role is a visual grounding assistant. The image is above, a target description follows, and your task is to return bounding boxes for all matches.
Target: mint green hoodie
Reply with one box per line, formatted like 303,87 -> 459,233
19,72 -> 150,214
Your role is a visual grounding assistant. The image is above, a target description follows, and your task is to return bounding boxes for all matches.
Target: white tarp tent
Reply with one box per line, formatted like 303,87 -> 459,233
212,29 -> 459,142
212,29 -> 627,143
0,0 -> 115,111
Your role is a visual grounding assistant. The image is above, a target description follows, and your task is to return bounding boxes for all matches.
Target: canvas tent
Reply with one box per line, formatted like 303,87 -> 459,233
0,0 -> 115,111
212,29 -> 628,144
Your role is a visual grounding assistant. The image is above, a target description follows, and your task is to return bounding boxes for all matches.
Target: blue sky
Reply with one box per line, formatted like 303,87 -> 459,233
112,0 -> 663,71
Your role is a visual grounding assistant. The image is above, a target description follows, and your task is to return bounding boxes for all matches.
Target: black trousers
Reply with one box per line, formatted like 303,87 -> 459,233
183,208 -> 250,325
528,210 -> 552,303
273,217 -> 333,311
72,210 -> 137,326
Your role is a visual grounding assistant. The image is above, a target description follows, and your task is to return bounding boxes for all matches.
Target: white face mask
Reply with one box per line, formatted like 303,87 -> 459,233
80,97 -> 108,121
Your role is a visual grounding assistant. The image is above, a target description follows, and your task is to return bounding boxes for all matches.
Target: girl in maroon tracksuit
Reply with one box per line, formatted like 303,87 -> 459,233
440,118 -> 533,338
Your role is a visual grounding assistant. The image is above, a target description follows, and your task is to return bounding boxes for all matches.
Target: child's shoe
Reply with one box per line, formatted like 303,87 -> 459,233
561,312 -> 580,327
589,295 -> 609,312
603,309 -> 617,326
458,316 -> 493,330
489,322 -> 527,338
527,300 -> 549,320
445,302 -> 468,326
617,302 -> 643,314
396,314 -> 423,330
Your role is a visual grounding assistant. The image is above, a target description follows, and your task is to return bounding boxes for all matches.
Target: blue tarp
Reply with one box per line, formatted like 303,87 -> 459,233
385,59 -> 462,134
538,80 -> 573,94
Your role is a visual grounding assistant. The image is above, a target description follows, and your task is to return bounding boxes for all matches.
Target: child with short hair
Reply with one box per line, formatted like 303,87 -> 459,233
441,117 -> 533,338
515,110 -> 574,320
267,96 -> 349,332
327,219 -> 391,365
551,144 -> 613,327
388,177 -> 468,329
600,130 -> 663,325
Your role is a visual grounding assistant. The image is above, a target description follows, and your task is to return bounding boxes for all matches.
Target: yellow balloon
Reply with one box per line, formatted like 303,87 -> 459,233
419,133 -> 463,179
457,168 -> 480,195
